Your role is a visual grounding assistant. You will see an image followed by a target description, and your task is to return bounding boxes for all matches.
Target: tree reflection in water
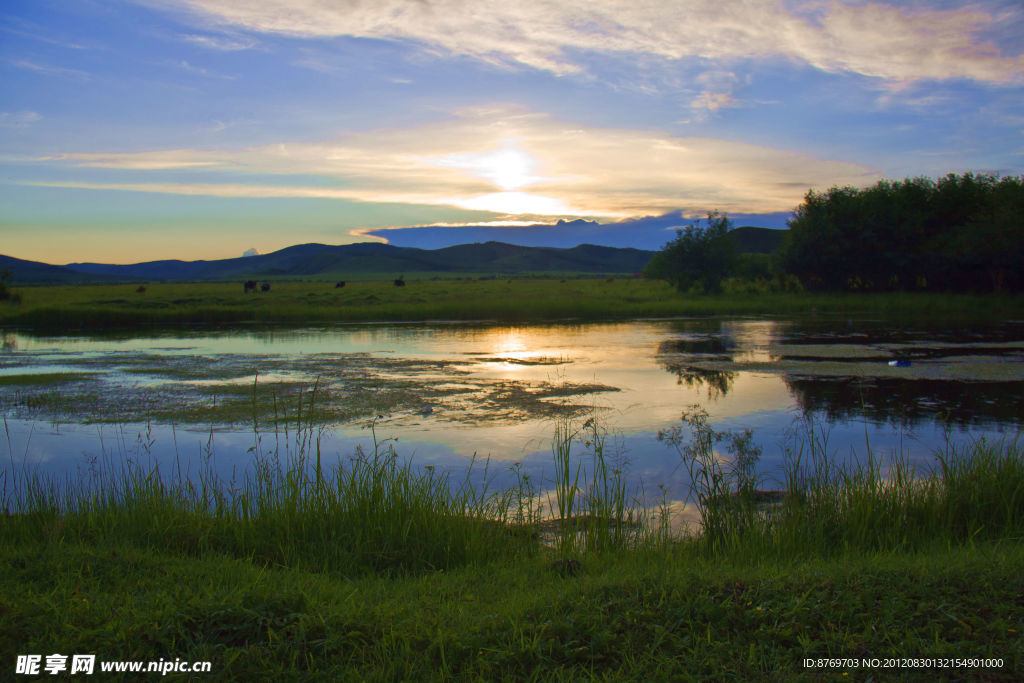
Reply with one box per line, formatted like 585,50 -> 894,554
785,376 -> 1024,429
655,338 -> 737,400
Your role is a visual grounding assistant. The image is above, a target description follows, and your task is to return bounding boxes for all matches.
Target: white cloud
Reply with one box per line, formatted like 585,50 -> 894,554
38,108 -> 881,217
169,59 -> 236,79
0,111 -> 41,127
8,58 -> 89,80
153,0 -> 1024,84
692,91 -> 735,112
181,33 -> 257,51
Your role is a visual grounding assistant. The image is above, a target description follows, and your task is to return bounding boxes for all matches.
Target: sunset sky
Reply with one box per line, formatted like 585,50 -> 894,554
2,0 -> 1022,264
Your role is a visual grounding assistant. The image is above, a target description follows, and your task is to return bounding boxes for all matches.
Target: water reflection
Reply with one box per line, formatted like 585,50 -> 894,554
2,317 -> 1022,499
659,362 -> 736,400
652,317 -> 1024,428
786,376 -> 1024,428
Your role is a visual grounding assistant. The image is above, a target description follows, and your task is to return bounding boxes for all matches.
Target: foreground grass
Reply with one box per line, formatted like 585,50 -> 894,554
3,416 -> 1023,678
2,540 -> 1021,680
2,279 -> 1022,328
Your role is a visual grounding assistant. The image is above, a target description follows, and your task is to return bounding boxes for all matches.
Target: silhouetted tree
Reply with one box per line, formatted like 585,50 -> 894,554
781,173 -> 1024,292
0,268 -> 12,301
644,212 -> 737,293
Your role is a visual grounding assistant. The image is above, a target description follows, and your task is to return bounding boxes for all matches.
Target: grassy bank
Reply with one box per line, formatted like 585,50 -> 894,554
2,413 -> 1023,678
3,539 -> 1020,679
2,279 -> 1022,329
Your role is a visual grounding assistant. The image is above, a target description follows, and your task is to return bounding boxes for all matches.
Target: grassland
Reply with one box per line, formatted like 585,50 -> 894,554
2,412 -> 1022,679
2,279 -> 1022,329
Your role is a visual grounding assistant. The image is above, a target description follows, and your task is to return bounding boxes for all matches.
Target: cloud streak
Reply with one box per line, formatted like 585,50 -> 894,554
39,108 -> 880,217
7,58 -> 90,80
0,110 -> 41,127
156,0 -> 1024,84
181,33 -> 257,51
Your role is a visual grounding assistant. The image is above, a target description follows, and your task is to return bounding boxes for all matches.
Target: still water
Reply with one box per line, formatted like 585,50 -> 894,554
3,317 -> 1023,505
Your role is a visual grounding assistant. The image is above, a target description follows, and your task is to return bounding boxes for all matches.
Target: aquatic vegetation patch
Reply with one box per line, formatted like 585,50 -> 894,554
474,356 -> 570,366
0,349 -> 621,427
0,371 -> 98,387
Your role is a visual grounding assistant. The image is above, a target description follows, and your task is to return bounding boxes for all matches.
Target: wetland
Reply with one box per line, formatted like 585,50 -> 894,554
4,296 -> 1024,679
4,315 -> 1023,509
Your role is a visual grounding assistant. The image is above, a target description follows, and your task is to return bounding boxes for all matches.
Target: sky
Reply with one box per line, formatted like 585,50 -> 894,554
1,0 -> 1022,264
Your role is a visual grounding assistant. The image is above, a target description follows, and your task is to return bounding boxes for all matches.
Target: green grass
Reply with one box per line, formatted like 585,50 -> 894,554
2,539 -> 1020,679
2,405 -> 1023,678
2,280 -> 1022,329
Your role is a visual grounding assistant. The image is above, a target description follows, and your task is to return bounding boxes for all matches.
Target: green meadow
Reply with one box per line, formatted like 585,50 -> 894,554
2,279 -> 1022,329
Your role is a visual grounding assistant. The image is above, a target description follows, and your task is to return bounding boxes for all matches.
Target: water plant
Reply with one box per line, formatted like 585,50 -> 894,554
544,416 -> 643,554
4,396 -> 1023,679
3,388 -> 1023,571
1,411 -> 534,576
657,405 -> 764,551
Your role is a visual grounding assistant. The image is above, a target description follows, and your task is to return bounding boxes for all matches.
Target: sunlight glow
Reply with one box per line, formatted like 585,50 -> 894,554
495,332 -> 528,356
436,142 -> 539,191
455,191 -> 573,215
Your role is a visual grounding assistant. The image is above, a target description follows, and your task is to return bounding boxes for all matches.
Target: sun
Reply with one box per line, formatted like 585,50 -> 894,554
433,140 -> 581,215
436,141 -> 539,191
477,146 -> 534,191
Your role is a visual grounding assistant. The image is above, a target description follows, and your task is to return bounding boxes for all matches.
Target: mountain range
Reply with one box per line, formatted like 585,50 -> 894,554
2,227 -> 784,284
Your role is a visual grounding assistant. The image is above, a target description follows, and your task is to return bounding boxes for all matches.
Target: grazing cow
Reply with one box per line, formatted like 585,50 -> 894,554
244,280 -> 258,293
260,282 -> 271,292
335,281 -> 346,288
393,278 -> 406,287
136,285 -> 146,293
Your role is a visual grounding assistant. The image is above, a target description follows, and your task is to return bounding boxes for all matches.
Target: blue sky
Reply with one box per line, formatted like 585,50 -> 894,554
2,0 -> 1022,264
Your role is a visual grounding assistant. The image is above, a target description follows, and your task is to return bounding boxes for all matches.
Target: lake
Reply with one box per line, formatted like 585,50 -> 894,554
3,316 -> 1023,514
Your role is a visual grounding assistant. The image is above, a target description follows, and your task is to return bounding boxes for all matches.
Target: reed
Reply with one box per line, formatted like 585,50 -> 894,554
2,402 -> 534,576
3,389 -> 1022,574
656,408 -> 1024,561
545,416 -> 642,554
3,399 -> 1023,679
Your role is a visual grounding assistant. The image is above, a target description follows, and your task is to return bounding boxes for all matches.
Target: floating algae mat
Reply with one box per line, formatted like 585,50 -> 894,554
0,349 -> 618,426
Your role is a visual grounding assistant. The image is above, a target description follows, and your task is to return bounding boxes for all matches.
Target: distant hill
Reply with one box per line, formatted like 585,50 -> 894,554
2,242 -> 652,283
0,254 -> 120,284
62,242 -> 654,280
4,229 -> 784,285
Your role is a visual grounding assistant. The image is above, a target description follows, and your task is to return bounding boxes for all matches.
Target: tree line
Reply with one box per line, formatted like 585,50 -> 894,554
645,173 -> 1024,293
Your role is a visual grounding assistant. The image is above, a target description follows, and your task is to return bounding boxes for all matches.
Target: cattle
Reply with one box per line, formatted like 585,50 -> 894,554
244,280 -> 257,293
260,282 -> 271,292
394,278 -> 406,287
335,281 -> 346,288
136,285 -> 146,293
